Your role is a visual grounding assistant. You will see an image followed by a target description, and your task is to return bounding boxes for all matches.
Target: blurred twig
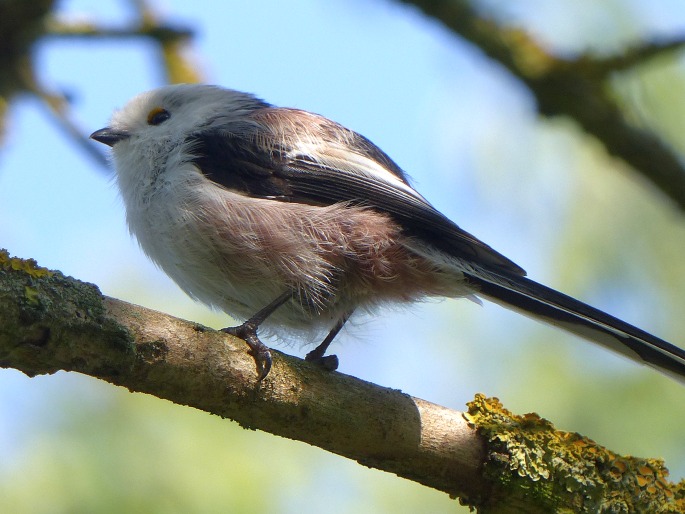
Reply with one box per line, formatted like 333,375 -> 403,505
0,0 -> 56,142
399,0 -> 685,211
128,0 -> 202,84
0,0 -> 200,172
45,21 -> 193,42
30,86 -> 110,169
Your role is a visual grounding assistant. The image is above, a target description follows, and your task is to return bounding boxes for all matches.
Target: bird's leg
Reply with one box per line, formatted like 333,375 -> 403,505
305,311 -> 352,371
222,291 -> 292,380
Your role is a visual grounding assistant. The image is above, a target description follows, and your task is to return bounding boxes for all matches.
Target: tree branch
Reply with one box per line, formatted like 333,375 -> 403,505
0,250 -> 487,504
399,0 -> 685,211
1,250 -> 683,512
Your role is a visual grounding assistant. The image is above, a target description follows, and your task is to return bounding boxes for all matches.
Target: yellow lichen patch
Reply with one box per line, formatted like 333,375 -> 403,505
0,249 -> 53,278
464,393 -> 684,512
24,285 -> 41,305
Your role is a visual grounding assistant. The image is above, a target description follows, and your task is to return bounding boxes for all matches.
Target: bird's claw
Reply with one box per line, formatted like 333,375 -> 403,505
224,320 -> 340,378
222,323 -> 272,381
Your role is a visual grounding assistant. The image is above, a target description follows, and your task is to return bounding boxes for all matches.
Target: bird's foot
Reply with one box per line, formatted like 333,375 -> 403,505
304,346 -> 339,371
222,323 -> 272,381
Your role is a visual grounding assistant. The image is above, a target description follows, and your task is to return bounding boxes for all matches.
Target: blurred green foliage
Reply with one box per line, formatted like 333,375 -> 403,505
0,372 -> 459,513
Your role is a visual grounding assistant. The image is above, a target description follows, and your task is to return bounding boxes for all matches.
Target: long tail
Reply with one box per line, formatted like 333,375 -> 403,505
465,270 -> 685,382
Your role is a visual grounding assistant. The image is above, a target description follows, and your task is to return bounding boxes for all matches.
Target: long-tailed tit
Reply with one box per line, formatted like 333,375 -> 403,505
91,84 -> 685,382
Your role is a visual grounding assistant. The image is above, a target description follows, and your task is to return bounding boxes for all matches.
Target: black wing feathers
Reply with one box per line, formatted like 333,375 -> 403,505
190,131 -> 294,199
186,128 -> 525,275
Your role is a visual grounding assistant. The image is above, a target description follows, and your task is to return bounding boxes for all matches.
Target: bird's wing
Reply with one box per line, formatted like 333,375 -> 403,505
186,108 -> 525,275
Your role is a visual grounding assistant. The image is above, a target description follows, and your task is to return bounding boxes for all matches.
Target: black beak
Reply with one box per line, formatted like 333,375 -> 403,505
90,127 -> 131,147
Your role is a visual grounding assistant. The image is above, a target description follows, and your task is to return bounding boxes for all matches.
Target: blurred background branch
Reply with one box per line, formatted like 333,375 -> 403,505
401,0 -> 685,210
0,0 -> 55,143
0,0 -> 199,172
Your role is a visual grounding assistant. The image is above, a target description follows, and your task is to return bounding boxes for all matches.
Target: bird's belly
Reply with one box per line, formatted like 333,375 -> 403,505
127,181 -> 469,332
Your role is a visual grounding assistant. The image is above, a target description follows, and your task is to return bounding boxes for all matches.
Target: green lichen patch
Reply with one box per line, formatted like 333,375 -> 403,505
464,394 -> 684,513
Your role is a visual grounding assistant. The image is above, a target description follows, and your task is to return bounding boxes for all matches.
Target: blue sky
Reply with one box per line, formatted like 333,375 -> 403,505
1,1 -> 685,509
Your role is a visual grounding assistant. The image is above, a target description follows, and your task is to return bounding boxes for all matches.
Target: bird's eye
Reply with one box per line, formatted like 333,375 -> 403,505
147,107 -> 171,126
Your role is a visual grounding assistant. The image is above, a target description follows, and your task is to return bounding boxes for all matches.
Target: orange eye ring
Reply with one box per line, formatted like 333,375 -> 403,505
147,107 -> 171,126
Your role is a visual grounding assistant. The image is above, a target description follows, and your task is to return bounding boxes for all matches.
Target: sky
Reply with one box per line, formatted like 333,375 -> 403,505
1,0 -> 685,511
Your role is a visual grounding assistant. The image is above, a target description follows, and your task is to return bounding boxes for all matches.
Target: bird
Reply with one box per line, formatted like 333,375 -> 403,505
90,83 -> 685,382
